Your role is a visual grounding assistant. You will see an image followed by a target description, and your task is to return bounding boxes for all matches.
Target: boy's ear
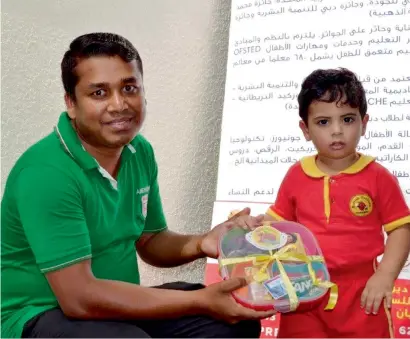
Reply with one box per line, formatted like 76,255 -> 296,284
299,120 -> 311,141
361,114 -> 369,136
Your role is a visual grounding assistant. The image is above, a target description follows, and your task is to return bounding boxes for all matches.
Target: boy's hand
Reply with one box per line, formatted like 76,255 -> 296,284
360,270 -> 394,315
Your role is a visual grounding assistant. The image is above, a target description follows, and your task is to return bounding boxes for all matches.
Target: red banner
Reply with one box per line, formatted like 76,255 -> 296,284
392,279 -> 410,338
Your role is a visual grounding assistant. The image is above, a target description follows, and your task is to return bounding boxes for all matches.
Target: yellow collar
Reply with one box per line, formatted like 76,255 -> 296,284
300,153 -> 375,178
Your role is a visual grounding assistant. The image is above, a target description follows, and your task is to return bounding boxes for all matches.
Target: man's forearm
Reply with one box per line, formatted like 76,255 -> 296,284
71,278 -> 201,320
136,230 -> 205,267
378,224 -> 410,279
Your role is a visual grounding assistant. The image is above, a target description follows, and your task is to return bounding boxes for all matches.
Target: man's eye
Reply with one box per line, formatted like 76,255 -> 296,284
344,117 -> 355,123
92,89 -> 106,97
124,85 -> 137,93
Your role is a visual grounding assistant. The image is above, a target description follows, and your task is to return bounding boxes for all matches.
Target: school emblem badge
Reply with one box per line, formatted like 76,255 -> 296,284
141,194 -> 148,218
349,194 -> 373,217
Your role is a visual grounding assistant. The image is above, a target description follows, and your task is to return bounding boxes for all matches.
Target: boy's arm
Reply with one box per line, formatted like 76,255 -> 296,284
377,167 -> 410,278
361,167 -> 410,314
377,225 -> 410,280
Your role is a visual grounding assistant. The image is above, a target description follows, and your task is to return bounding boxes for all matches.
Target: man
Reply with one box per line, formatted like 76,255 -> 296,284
1,32 -> 275,338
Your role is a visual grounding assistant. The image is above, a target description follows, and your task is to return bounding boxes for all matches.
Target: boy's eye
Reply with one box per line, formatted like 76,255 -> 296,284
344,117 -> 355,123
317,119 -> 328,125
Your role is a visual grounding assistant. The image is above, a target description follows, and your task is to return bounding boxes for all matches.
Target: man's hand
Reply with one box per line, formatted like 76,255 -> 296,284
46,259 -> 275,322
199,207 -> 264,258
195,277 -> 276,324
227,208 -> 266,229
360,270 -> 394,314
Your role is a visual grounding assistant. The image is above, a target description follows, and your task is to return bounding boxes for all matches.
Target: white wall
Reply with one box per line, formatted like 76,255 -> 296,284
1,0 -> 231,285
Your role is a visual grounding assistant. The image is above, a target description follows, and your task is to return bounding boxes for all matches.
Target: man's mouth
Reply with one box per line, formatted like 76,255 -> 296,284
104,117 -> 134,130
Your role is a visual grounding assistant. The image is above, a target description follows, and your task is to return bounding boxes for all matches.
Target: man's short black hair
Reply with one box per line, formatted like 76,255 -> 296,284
61,32 -> 143,100
297,68 -> 367,124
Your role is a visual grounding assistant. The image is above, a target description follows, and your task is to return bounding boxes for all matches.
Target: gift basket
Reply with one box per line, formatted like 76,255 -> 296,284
218,221 -> 338,313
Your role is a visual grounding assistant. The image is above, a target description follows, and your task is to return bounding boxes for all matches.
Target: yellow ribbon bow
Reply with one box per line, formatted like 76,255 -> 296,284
219,243 -> 338,312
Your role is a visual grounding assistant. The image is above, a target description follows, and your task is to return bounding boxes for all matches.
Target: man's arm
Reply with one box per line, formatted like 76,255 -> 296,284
15,166 -> 196,318
136,165 -> 205,267
45,260 -> 275,322
17,166 -> 275,322
136,230 -> 205,268
46,259 -> 200,319
136,208 -> 261,267
139,145 -> 264,267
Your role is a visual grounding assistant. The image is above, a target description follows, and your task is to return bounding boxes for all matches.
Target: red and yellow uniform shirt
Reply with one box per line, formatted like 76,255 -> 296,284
267,154 -> 410,271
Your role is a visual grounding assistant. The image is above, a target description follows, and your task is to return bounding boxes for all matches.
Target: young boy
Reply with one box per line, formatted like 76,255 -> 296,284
246,68 -> 410,337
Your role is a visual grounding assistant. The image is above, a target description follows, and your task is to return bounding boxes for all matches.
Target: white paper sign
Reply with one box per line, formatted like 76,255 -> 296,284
215,0 -> 410,204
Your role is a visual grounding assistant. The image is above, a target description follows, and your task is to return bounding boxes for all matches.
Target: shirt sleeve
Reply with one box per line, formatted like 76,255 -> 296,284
15,166 -> 91,273
143,146 -> 168,233
266,166 -> 296,221
375,166 -> 410,233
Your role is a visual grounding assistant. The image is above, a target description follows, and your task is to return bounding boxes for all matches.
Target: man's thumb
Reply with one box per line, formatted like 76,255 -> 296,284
220,277 -> 250,293
255,214 -> 265,223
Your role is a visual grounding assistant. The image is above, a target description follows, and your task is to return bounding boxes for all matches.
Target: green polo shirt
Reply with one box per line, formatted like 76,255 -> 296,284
1,112 -> 167,338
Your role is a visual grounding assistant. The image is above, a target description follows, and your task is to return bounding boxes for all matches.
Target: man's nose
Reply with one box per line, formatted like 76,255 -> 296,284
107,92 -> 126,112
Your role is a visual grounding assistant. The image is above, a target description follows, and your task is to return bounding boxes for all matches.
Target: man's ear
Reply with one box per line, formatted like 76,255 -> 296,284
64,93 -> 76,119
142,85 -> 147,106
299,120 -> 311,141
361,114 -> 369,136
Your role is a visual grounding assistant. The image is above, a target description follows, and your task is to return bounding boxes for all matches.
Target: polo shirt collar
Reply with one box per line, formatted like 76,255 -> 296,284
54,111 -> 138,171
300,153 -> 375,178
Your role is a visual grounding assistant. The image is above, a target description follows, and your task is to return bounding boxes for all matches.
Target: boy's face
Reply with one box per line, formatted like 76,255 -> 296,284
299,100 -> 369,160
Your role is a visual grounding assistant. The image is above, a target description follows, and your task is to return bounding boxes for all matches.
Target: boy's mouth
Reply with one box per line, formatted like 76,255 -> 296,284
329,142 -> 346,150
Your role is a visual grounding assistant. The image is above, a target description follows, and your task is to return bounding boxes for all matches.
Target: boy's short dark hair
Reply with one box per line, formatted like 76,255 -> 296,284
61,32 -> 143,101
297,68 -> 367,124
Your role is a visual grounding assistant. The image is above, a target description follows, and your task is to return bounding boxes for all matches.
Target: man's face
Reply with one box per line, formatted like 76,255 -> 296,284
299,99 -> 369,160
65,56 -> 146,149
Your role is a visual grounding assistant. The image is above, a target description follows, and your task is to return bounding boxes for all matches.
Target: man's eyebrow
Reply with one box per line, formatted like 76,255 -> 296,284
121,76 -> 138,83
88,82 -> 107,89
87,77 -> 139,89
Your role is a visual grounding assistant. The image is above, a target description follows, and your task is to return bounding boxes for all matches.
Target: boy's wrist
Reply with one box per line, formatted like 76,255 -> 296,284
375,264 -> 398,281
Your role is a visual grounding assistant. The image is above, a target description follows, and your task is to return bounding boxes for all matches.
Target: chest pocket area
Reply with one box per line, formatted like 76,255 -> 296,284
135,192 -> 148,223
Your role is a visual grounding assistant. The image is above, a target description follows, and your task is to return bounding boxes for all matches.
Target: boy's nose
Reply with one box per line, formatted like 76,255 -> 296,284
331,123 -> 343,136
